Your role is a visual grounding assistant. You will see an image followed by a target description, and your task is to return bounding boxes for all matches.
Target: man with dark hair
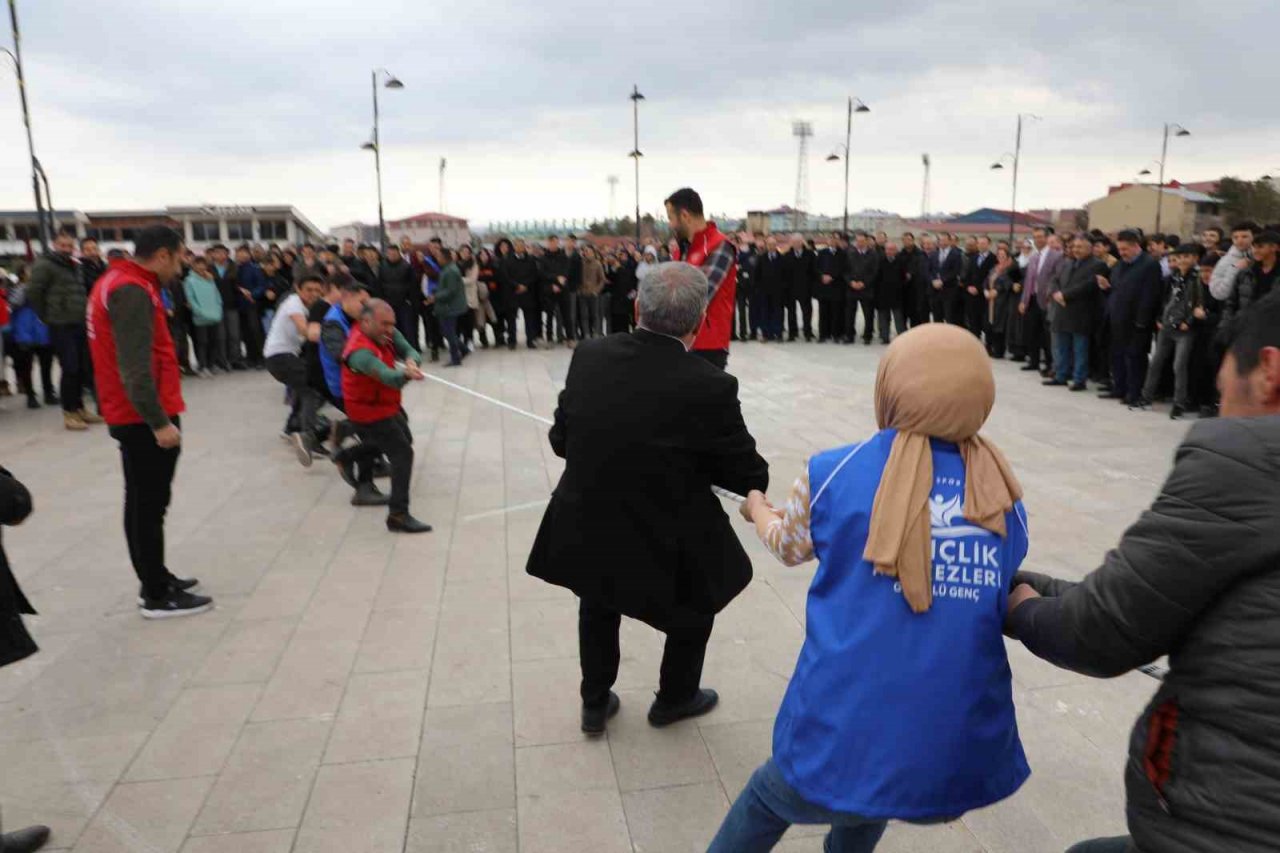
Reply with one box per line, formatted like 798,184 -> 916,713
844,231 -> 879,344
1210,221 -> 1259,306
208,244 -> 245,371
784,234 -> 815,342
234,244 -> 267,368
507,238 -> 542,349
1019,227 -> 1066,375
1146,233 -> 1170,277
962,235 -> 996,338
816,232 -> 848,341
378,243 -> 417,351
931,232 -> 964,324
665,187 -> 739,369
898,231 -> 928,329
339,238 -> 358,270
755,236 -> 787,342
1007,293 -> 1280,853
88,225 -> 212,618
341,299 -> 430,533
540,234 -> 571,345
264,274 -> 327,465
1200,226 -> 1224,260
1103,229 -> 1164,405
80,236 -> 107,292
28,226 -> 103,430
1046,235 -> 1107,390
733,234 -> 759,341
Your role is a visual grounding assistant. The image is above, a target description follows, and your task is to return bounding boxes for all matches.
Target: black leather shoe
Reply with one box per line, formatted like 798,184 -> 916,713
2,824 -> 52,853
1020,364 -> 1040,371
387,513 -> 432,534
1169,405 -> 1185,420
1069,382 -> 1088,392
1097,391 -> 1124,399
1042,378 -> 1067,386
581,691 -> 621,735
351,483 -> 391,507
647,688 -> 719,728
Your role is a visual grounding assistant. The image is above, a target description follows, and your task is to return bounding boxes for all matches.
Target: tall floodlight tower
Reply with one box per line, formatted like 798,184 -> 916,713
607,175 -> 619,220
792,120 -> 813,231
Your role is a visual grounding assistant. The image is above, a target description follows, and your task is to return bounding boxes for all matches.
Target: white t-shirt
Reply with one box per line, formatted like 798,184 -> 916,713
263,293 -> 307,358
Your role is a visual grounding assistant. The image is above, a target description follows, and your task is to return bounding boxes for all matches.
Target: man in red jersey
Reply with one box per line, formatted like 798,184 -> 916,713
88,225 -> 212,619
666,188 -> 737,370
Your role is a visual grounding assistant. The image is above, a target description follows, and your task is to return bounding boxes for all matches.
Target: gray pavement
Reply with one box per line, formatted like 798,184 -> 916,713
0,338 -> 1192,852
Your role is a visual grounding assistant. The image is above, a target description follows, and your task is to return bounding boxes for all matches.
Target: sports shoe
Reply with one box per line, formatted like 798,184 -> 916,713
1041,378 -> 1067,387
78,408 -> 105,425
335,456 -> 358,488
292,432 -> 313,467
647,688 -> 719,727
582,692 -> 621,735
63,411 -> 88,431
139,588 -> 214,620
137,576 -> 200,605
386,513 -> 432,534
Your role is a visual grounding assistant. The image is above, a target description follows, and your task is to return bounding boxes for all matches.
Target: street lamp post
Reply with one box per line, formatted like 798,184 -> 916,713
989,114 -> 1040,248
361,68 -> 403,253
629,85 -> 645,243
1154,122 -> 1190,235
824,97 -> 869,234
4,0 -> 49,252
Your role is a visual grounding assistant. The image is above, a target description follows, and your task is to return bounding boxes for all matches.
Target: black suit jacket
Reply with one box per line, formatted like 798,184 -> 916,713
755,252 -> 788,298
846,248 -> 880,301
527,330 -> 769,626
964,251 -> 997,291
934,246 -> 963,290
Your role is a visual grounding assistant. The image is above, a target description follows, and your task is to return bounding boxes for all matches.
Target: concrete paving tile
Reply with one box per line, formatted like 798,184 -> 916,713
517,788 -> 631,853
509,596 -> 579,662
511,657 -> 584,747
191,718 -> 330,835
622,781 -> 730,853
700,718 -> 775,797
179,829 -> 296,853
125,683 -> 260,781
71,776 -> 213,853
515,739 -> 617,797
608,690 -> 720,792
353,608 -> 437,673
189,617 -> 296,686
406,809 -> 517,853
414,702 -> 515,817
293,758 -> 414,853
324,670 -> 428,764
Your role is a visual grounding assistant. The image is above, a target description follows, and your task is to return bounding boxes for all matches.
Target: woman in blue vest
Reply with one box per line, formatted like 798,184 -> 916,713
708,323 -> 1030,853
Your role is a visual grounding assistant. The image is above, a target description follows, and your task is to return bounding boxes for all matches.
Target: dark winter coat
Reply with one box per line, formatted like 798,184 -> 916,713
0,467 -> 37,669
845,247 -> 880,302
1107,251 -> 1163,342
755,251 -> 788,299
1009,415 -> 1280,853
875,253 -> 909,310
1050,256 -> 1108,336
378,258 -> 417,308
27,252 -> 85,326
527,330 -> 768,627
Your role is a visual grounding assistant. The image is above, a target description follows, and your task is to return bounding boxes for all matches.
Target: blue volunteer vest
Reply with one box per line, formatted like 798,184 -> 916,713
772,428 -> 1030,819
319,302 -> 353,400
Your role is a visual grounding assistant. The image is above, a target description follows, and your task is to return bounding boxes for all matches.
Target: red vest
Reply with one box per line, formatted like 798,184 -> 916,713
341,325 -> 402,424
87,259 -> 184,426
675,221 -> 737,352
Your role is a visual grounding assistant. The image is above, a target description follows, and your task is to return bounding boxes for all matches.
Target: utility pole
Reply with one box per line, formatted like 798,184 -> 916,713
439,157 -> 446,213
921,153 -> 930,218
791,121 -> 813,231
629,85 -> 645,243
606,175 -> 619,221
6,0 -> 49,252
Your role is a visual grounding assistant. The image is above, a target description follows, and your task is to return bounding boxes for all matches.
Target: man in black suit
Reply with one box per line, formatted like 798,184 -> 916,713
784,235 -> 815,341
844,231 -> 879,344
930,232 -> 964,324
963,235 -> 997,338
754,236 -> 787,341
526,262 -> 769,734
816,232 -> 848,342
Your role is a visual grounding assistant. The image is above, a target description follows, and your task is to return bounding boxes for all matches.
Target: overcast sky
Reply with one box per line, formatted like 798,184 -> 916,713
1,0 -> 1275,232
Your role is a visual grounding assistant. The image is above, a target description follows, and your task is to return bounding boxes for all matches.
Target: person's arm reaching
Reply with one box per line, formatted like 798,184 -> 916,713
1006,419 -> 1280,677
742,472 -> 814,567
107,284 -> 171,431
391,329 -> 422,366
347,348 -> 410,389
697,373 -> 769,497
700,241 -> 736,301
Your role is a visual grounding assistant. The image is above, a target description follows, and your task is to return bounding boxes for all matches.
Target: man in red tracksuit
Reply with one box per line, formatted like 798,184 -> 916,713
666,188 -> 737,370
88,225 -> 213,619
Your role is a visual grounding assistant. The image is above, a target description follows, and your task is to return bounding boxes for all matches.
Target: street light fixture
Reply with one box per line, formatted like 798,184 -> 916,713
628,85 -> 645,243
1153,122 -> 1190,235
824,97 -> 869,235
363,68 -> 404,252
988,114 -> 1041,248
3,1 -> 50,253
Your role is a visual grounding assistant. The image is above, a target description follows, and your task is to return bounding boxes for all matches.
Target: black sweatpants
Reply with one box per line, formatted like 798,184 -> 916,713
48,323 -> 90,413
110,416 -> 181,600
578,597 -> 714,708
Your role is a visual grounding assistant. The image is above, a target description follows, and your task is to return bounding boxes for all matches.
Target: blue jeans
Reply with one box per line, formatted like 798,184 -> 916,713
708,759 -> 889,853
1054,332 -> 1089,384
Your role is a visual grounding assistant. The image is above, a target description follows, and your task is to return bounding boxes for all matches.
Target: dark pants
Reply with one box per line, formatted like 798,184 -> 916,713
518,296 -> 542,345
353,412 -> 413,515
169,313 -> 190,372
393,299 -> 418,351
733,291 -> 752,339
110,416 -> 181,600
192,324 -> 223,370
844,294 -> 874,342
1111,330 -> 1151,404
419,302 -> 442,356
693,349 -> 728,371
963,289 -> 985,337
239,304 -> 263,365
1023,300 -> 1052,370
786,293 -> 813,339
12,344 -> 54,397
221,308 -> 243,367
1142,327 -> 1194,407
266,353 -> 320,438
48,323 -> 89,413
763,294 -> 785,341
876,306 -> 906,343
577,294 -> 600,338
817,296 -> 843,341
557,291 -> 578,341
578,598 -> 714,708
440,315 -> 464,365
944,287 -> 967,326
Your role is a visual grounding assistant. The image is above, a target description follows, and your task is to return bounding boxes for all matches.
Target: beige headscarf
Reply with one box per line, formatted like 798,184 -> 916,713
862,324 -> 1023,613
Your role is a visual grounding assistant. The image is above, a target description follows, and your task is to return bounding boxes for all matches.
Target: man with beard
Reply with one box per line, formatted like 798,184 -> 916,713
665,188 -> 738,369
816,232 -> 848,342
844,231 -> 879,344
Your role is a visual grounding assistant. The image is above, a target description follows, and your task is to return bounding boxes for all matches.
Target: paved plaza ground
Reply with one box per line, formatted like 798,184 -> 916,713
0,338 -> 1191,852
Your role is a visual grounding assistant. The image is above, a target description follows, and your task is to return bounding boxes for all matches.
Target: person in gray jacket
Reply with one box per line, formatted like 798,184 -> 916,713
1006,293 -> 1280,853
